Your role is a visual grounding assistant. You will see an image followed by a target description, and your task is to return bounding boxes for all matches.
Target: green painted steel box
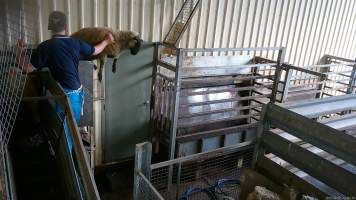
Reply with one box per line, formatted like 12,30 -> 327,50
103,43 -> 154,162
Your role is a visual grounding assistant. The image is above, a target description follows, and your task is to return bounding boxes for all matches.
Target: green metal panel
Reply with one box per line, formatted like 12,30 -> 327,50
104,43 -> 154,162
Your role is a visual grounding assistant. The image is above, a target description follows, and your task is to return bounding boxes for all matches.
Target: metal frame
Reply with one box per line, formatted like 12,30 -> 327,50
163,0 -> 202,46
151,44 -> 285,159
254,102 -> 356,197
19,72 -> 100,199
280,93 -> 356,118
278,55 -> 356,102
133,141 -> 255,200
136,94 -> 356,199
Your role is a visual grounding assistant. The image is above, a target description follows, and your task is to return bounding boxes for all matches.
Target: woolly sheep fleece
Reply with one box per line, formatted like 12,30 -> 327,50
71,27 -> 140,80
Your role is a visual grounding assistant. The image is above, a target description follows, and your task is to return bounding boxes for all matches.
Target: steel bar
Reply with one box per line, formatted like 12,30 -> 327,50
176,123 -> 258,142
156,73 -> 174,81
178,113 -> 260,129
157,60 -> 176,72
271,48 -> 285,102
281,93 -> 356,117
166,49 -> 184,194
168,49 -> 184,160
184,47 -> 283,53
266,103 -> 356,166
180,94 -> 270,108
178,104 -> 262,119
151,141 -> 254,170
286,64 -> 327,78
254,56 -> 278,64
324,54 -> 355,63
347,65 -> 356,94
182,63 -> 277,71
180,84 -> 273,97
262,131 -> 356,196
181,76 -> 275,88
302,63 -> 355,68
255,156 -> 327,198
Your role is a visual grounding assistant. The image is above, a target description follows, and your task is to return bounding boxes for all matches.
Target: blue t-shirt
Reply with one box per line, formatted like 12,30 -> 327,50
30,36 -> 95,90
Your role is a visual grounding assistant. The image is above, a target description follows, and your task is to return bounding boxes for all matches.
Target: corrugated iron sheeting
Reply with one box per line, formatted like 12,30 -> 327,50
20,0 -> 356,65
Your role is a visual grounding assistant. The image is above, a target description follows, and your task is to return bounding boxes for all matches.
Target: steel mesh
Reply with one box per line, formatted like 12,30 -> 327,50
136,172 -> 165,200
0,0 -> 37,154
164,0 -> 200,45
149,147 -> 254,199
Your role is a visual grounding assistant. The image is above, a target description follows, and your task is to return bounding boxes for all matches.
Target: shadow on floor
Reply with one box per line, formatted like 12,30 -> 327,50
95,160 -> 134,200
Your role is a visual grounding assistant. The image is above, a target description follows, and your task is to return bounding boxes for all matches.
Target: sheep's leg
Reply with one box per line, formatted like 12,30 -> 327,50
98,58 -> 105,82
112,58 -> 118,73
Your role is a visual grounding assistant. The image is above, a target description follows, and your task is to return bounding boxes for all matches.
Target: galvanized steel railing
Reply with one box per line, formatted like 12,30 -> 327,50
151,43 -> 285,160
134,141 -> 254,200
253,102 -> 356,197
137,94 -> 356,199
277,56 -> 356,102
22,72 -> 100,199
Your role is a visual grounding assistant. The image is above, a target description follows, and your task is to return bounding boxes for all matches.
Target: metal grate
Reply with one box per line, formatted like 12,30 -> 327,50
163,0 -> 201,46
151,149 -> 253,199
134,142 -> 254,200
136,172 -> 165,200
0,0 -> 37,197
0,0 -> 37,152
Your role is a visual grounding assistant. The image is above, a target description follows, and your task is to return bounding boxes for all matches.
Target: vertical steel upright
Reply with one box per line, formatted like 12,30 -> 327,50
271,47 -> 286,102
168,48 -> 184,160
280,64 -> 293,102
347,58 -> 356,94
167,48 -> 184,194
133,142 -> 152,200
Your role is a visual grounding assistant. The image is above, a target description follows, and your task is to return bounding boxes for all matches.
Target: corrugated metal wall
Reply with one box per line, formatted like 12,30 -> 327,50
25,0 -> 356,65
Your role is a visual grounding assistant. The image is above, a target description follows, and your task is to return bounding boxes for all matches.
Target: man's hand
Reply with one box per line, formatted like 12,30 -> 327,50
93,33 -> 115,56
15,38 -> 34,73
104,33 -> 114,45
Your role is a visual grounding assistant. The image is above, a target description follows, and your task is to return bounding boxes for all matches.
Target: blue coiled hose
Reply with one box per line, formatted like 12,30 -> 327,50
179,179 -> 241,200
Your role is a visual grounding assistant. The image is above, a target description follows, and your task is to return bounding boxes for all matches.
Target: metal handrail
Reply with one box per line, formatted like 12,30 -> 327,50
27,72 -> 100,199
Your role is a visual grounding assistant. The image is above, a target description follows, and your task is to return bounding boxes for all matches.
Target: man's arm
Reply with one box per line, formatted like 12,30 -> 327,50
92,33 -> 114,56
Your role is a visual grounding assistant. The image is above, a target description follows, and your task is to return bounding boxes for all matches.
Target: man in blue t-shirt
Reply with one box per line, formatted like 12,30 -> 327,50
18,11 -> 113,152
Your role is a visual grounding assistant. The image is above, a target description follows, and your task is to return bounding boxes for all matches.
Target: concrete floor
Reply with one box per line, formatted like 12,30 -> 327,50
95,161 -> 134,200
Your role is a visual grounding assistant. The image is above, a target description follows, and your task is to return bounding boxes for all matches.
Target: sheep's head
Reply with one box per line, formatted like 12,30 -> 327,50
117,31 -> 143,55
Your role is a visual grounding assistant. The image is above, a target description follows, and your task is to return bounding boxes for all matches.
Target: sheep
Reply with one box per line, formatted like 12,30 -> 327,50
71,27 -> 142,81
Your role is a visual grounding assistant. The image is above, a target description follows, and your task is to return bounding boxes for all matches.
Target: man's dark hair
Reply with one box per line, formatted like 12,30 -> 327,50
48,11 -> 67,32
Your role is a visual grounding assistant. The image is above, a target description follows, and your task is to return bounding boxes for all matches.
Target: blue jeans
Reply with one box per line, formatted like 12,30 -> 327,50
56,87 -> 84,153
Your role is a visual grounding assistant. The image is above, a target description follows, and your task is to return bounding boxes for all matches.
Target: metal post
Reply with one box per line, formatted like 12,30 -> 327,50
133,142 -> 152,200
252,103 -> 270,168
280,65 -> 293,102
347,59 -> 356,94
169,48 -> 184,160
316,73 -> 327,99
175,162 -> 182,200
167,48 -> 184,194
271,48 -> 285,103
